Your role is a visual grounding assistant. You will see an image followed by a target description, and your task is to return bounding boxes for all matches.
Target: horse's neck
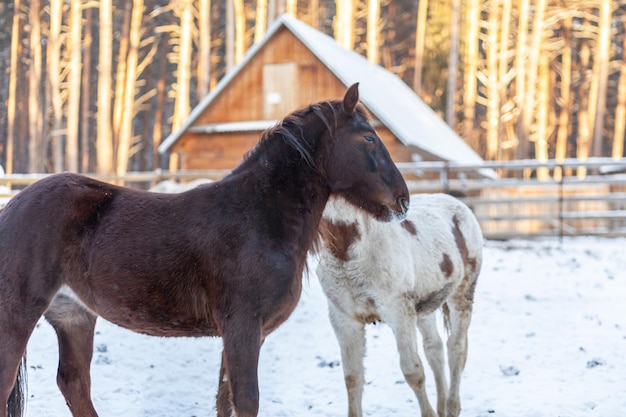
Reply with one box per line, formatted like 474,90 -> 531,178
323,196 -> 367,224
233,145 -> 331,250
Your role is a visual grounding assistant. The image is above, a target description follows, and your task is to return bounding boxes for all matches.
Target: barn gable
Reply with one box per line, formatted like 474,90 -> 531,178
159,14 -> 489,175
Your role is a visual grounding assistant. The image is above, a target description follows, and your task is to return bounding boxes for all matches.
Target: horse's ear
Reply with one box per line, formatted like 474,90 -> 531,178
342,83 -> 359,115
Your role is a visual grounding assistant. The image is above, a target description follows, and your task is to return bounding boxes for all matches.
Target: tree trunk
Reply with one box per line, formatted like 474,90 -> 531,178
308,0 -> 319,27
446,0 -> 460,127
198,0 -> 212,99
366,0 -> 380,64
47,0 -> 64,173
173,0 -> 193,132
286,0 -> 297,15
113,0 -> 133,160
233,0 -> 246,64
535,54 -> 550,180
254,0 -> 267,43
6,0 -> 22,175
577,40 -> 591,178
554,15 -> 572,180
66,0 -> 83,173
153,34 -> 168,170
462,0 -> 479,151
97,0 -> 114,174
485,2 -> 500,161
268,0 -> 277,26
515,0 -> 530,160
116,0 -> 143,176
591,0 -> 611,157
613,24 -> 626,159
226,0 -> 235,72
28,0 -> 43,173
498,0 -> 512,160
81,6 -> 93,172
335,0 -> 355,49
413,0 -> 428,94
520,0 -> 545,163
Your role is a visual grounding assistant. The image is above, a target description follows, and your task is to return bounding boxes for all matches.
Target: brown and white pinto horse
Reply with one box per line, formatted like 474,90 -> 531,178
0,84 -> 409,417
317,193 -> 482,417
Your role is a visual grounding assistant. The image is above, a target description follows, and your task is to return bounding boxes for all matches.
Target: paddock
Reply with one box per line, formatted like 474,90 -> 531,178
21,236 -> 626,416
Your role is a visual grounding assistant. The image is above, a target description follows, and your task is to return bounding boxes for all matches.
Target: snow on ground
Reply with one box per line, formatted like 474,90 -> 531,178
23,237 -> 626,417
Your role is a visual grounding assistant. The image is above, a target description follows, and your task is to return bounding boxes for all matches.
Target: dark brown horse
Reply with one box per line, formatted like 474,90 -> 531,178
0,84 -> 409,417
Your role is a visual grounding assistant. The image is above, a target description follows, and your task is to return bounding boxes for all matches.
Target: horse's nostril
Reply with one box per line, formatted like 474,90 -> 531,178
399,196 -> 409,212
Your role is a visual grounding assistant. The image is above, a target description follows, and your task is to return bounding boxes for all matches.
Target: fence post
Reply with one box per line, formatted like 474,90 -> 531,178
442,161 -> 450,194
558,163 -> 564,242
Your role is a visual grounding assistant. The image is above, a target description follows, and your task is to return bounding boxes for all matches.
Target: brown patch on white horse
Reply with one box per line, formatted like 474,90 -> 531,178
319,219 -> 361,262
440,253 -> 454,278
401,219 -> 417,235
452,215 -> 479,274
317,193 -> 483,417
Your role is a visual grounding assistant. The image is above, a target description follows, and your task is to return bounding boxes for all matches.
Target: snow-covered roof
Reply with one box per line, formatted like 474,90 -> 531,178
159,14 -> 487,171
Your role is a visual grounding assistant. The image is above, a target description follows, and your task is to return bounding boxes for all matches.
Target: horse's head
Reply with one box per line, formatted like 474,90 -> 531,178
321,83 -> 409,222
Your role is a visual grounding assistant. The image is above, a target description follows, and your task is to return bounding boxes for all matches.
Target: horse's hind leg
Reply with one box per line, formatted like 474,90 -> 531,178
417,313 -> 448,417
444,293 -> 475,417
1,296 -> 51,416
328,304 -> 366,417
1,330 -> 32,417
44,293 -> 99,417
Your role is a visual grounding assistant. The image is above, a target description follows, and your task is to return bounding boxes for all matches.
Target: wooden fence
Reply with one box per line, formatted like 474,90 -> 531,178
2,158 -> 626,239
397,157 -> 626,239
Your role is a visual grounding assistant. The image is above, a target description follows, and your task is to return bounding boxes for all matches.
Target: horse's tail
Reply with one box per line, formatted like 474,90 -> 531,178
7,355 -> 26,417
442,302 -> 451,336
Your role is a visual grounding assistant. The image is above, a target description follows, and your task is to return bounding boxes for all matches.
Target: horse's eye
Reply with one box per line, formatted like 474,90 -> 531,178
364,135 -> 375,143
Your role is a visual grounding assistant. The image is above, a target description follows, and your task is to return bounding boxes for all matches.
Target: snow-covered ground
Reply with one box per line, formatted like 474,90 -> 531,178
23,237 -> 626,417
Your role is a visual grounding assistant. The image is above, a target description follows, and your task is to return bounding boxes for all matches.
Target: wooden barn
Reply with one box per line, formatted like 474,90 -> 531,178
159,14 -> 489,176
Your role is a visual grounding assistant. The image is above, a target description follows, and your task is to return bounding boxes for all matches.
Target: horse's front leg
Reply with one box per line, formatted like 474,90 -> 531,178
218,316 -> 262,417
328,304 -> 366,417
387,310 -> 437,417
216,351 -> 234,417
417,313 -> 448,417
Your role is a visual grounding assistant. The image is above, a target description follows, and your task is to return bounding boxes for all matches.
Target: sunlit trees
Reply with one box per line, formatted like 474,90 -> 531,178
614,28 -> 626,160
1,0 -> 626,178
335,0 -> 355,49
97,0 -> 114,174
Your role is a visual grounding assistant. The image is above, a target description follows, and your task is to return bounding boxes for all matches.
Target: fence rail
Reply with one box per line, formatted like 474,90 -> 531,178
398,157 -> 626,239
2,158 -> 626,239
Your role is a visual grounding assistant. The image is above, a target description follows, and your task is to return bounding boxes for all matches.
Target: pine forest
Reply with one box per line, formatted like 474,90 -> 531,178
1,0 -> 626,179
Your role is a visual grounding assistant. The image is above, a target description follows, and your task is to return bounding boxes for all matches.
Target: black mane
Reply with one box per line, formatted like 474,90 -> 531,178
241,100 -> 371,171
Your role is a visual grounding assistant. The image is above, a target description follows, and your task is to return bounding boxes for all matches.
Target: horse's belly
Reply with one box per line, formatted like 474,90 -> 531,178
319,274 -> 382,324
59,286 -> 219,338
100,309 -> 219,338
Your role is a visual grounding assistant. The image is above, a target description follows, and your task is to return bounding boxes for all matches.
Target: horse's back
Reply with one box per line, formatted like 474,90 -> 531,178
407,193 -> 482,254
0,173 -> 119,222
404,193 -> 482,273
318,193 -> 482,311
0,173 -> 119,252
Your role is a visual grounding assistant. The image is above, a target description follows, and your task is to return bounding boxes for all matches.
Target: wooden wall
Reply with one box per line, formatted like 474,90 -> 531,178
171,26 -> 421,170
177,132 -> 259,170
